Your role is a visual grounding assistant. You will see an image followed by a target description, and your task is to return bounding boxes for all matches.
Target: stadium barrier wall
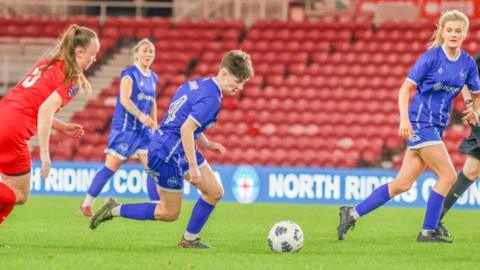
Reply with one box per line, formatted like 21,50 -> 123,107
13,161 -> 480,209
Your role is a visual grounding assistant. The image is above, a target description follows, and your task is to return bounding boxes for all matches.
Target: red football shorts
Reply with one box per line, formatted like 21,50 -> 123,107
0,104 -> 33,176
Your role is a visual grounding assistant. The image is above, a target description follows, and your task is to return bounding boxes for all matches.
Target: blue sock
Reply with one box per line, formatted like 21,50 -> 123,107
422,190 -> 445,230
87,167 -> 115,197
120,203 -> 156,220
146,176 -> 160,201
186,198 -> 215,234
355,184 -> 391,217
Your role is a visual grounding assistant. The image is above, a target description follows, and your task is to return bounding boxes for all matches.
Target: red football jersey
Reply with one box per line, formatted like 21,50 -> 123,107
1,59 -> 78,137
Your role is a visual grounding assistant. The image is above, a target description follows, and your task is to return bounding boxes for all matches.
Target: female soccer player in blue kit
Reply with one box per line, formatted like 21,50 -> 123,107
80,39 -> 159,217
337,10 -> 480,243
89,50 -> 254,248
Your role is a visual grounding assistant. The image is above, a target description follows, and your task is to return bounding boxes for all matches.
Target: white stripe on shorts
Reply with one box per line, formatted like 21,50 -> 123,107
408,140 -> 443,150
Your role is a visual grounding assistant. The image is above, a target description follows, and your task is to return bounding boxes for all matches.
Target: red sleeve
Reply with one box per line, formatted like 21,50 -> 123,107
44,62 -> 77,106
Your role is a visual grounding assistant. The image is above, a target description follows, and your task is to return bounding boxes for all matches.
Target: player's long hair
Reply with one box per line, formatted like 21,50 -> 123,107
428,9 -> 469,49
44,24 -> 98,96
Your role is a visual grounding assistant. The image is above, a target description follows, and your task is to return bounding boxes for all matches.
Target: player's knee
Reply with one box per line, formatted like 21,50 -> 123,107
390,182 -> 412,195
155,205 -> 180,221
215,188 -> 224,201
12,189 -> 29,205
162,210 -> 180,221
442,170 -> 457,187
206,188 -> 224,204
15,195 -> 29,205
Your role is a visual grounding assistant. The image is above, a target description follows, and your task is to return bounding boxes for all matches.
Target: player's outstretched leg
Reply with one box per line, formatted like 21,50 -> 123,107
90,197 -> 119,230
337,206 -> 356,240
81,166 -> 115,217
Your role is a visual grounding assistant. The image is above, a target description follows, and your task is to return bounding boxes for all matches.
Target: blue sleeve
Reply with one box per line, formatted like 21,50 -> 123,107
189,97 -> 220,127
466,57 -> 480,94
407,52 -> 431,85
153,72 -> 159,98
120,68 -> 134,82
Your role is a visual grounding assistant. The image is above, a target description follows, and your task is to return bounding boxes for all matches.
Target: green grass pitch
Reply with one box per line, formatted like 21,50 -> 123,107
1,196 -> 479,270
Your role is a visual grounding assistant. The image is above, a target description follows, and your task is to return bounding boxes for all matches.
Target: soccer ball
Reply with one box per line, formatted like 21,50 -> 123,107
267,220 -> 304,253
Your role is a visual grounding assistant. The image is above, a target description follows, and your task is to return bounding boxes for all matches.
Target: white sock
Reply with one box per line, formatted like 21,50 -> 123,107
421,229 -> 434,236
82,194 -> 96,207
110,205 -> 122,217
183,231 -> 198,241
350,208 -> 360,220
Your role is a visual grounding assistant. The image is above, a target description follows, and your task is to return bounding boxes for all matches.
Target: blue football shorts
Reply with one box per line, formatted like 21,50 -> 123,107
146,150 -> 206,192
406,124 -> 445,150
105,128 -> 153,160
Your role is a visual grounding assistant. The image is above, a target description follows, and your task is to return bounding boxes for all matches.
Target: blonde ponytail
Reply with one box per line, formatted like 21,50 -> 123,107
44,24 -> 98,96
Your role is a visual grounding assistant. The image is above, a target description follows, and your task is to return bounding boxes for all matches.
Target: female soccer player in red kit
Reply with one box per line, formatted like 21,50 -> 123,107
0,25 -> 99,227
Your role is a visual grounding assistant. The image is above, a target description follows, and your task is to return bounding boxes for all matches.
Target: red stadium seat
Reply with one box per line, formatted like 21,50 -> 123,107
15,17 -> 466,167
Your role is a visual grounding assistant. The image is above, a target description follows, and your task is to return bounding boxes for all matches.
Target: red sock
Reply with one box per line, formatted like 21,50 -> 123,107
0,182 -> 16,224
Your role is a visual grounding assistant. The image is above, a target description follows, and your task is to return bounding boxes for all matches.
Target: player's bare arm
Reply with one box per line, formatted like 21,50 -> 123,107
52,118 -> 85,138
37,91 -> 63,177
181,117 -> 201,185
150,99 -> 158,131
119,76 -> 155,129
197,133 -> 225,154
460,86 -> 480,125
398,80 -> 416,139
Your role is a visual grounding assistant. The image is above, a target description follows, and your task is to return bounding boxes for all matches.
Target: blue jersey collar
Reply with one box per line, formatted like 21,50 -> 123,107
134,63 -> 151,77
211,77 -> 223,98
441,45 -> 461,62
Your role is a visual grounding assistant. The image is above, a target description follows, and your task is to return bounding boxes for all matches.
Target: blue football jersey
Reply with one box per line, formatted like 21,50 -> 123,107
111,65 -> 158,131
150,77 -> 222,162
407,46 -> 480,128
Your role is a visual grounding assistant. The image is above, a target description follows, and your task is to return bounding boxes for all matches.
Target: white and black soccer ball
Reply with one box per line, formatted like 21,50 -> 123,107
267,220 -> 304,253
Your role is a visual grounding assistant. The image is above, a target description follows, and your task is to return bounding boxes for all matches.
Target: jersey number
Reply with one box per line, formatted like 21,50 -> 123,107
22,66 -> 42,88
165,95 -> 187,124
